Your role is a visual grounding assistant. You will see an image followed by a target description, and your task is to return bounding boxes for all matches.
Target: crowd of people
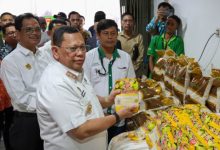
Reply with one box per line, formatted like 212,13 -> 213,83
0,2 -> 185,150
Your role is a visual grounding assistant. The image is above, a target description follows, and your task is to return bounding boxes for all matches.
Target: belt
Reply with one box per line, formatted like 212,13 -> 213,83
14,111 -> 36,117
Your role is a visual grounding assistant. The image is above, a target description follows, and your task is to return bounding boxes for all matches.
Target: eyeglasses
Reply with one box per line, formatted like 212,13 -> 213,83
6,31 -> 16,36
21,27 -> 41,34
60,45 -> 87,53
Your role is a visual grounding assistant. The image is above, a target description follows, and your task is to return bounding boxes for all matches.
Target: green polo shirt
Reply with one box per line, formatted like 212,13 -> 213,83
147,33 -> 184,64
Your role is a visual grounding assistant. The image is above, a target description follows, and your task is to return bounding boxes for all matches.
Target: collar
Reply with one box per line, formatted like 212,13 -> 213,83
61,62 -> 84,82
161,33 -> 177,42
3,42 -> 13,51
98,47 -> 120,60
119,31 -> 137,39
17,43 -> 40,56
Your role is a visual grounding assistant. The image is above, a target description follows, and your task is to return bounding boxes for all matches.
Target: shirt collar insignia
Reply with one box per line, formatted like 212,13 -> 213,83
66,71 -> 78,80
25,63 -> 32,70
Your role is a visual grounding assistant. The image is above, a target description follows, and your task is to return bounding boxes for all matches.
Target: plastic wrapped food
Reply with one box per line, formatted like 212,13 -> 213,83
115,92 -> 141,113
114,78 -> 139,93
152,50 -> 176,82
172,56 -> 201,104
143,96 -> 175,110
185,76 -> 213,105
157,105 -> 220,149
206,69 -> 220,113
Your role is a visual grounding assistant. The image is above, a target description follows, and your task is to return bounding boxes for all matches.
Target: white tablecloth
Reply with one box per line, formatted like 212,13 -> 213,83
108,132 -> 150,150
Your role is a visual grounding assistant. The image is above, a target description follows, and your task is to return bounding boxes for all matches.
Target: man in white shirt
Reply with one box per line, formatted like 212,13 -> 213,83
83,19 -> 136,142
39,18 -> 67,63
36,26 -> 136,150
1,13 -> 49,150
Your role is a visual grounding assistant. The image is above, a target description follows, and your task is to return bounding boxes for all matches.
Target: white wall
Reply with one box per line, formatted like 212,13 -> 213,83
155,0 -> 220,74
0,0 -> 121,30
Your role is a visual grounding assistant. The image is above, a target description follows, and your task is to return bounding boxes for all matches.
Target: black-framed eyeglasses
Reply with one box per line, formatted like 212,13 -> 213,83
6,31 -> 16,36
59,45 -> 87,53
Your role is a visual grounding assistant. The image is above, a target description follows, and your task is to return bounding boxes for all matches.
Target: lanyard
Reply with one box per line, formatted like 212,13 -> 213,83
162,34 -> 173,50
97,48 -> 116,76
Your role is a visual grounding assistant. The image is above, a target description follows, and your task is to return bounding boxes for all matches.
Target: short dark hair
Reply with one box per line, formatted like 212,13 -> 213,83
0,12 -> 14,18
80,15 -> 85,20
54,12 -> 67,20
158,2 -> 173,9
68,11 -> 80,19
94,11 -> 106,22
15,13 -> 39,31
121,12 -> 134,21
2,23 -> 15,35
168,15 -> 181,26
96,19 -> 118,34
48,19 -> 67,31
53,26 -> 79,47
158,2 -> 174,14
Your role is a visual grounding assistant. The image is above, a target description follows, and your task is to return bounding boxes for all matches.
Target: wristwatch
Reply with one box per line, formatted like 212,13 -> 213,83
113,112 -> 121,124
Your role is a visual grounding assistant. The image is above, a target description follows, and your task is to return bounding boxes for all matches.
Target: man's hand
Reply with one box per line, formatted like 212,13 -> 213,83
117,105 -> 138,120
107,89 -> 121,104
97,89 -> 121,108
156,9 -> 168,22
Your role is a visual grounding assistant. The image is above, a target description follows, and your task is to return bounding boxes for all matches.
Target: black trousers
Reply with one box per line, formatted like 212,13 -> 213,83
9,111 -> 43,150
0,106 -> 14,150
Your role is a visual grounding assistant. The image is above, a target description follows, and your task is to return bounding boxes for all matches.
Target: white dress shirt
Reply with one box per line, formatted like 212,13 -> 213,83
83,48 -> 136,126
39,40 -> 55,63
84,47 -> 136,97
0,43 -> 49,112
37,61 -> 107,150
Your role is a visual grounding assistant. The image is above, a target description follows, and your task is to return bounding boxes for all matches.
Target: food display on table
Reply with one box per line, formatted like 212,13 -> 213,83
206,69 -> 220,113
157,105 -> 220,149
110,57 -> 220,149
109,104 -> 220,150
114,78 -> 178,112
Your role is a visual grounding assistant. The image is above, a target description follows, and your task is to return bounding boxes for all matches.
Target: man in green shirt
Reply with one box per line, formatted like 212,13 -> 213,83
147,15 -> 184,74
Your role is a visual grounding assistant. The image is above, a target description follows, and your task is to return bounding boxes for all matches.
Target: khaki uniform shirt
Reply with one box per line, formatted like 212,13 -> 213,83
118,31 -> 145,71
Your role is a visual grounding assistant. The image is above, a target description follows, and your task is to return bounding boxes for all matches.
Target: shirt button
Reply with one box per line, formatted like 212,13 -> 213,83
109,74 -> 111,77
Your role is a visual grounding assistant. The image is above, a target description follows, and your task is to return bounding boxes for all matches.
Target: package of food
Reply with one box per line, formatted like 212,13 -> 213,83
143,96 -> 176,110
206,68 -> 220,113
139,79 -> 162,99
114,78 -> 139,92
152,50 -> 176,82
157,105 -> 220,149
171,55 -> 188,103
152,58 -> 166,82
126,112 -> 150,131
164,58 -> 177,93
115,92 -> 141,114
172,57 -> 201,104
185,75 -> 213,105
